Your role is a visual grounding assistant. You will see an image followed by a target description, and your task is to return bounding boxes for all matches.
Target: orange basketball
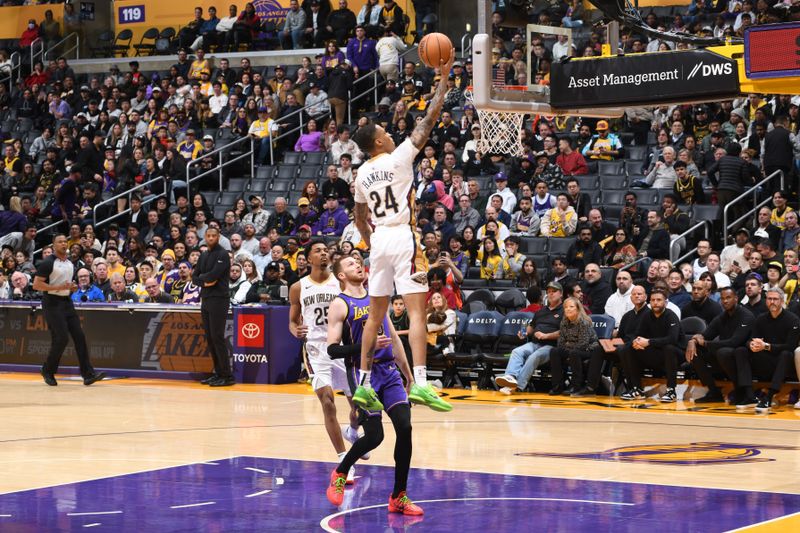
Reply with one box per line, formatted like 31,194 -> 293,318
418,33 -> 453,68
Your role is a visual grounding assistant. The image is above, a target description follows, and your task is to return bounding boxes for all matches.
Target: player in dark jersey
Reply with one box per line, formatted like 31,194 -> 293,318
324,255 -> 422,516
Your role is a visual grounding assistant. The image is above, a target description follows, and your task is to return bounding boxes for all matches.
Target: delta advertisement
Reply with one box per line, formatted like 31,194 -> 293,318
550,49 -> 740,109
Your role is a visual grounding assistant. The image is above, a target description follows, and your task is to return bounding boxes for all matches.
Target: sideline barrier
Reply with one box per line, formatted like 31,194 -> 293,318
0,302 -> 301,384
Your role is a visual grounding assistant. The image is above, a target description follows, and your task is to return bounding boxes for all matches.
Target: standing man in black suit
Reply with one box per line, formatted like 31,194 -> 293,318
192,227 -> 233,386
764,115 -> 795,194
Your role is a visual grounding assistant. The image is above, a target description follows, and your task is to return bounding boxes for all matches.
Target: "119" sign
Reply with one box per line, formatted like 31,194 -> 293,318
118,5 -> 145,24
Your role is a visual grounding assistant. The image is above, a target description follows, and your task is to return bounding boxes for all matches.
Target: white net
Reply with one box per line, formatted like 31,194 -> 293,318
464,88 -> 526,158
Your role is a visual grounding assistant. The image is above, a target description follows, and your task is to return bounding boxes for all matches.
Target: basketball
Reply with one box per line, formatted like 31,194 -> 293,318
418,33 -> 453,68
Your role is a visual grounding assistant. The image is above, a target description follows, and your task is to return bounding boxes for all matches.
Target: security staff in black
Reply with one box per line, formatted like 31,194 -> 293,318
32,235 -> 106,386
192,227 -> 233,386
685,287 -> 754,404
619,288 -> 683,402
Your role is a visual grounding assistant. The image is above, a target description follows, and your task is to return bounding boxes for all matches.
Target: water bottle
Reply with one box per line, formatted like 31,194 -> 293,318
279,284 -> 288,301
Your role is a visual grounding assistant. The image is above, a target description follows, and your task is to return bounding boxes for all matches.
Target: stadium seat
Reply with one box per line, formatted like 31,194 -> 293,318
461,279 -> 489,290
590,314 -> 616,339
465,300 -> 488,314
480,311 -> 534,388
133,27 -> 160,56
597,161 -> 625,175
283,152 -> 304,165
626,145 -> 647,161
298,166 -> 322,182
90,30 -> 115,57
304,152 -> 328,165
216,191 -> 238,206
691,204 -> 719,222
112,29 -> 134,57
255,166 -> 275,180
464,288 -> 495,310
601,190 -> 627,206
250,179 -> 270,192
467,266 -> 482,279
446,310 -> 504,388
275,165 -> 299,179
495,289 -> 528,314
520,237 -> 547,254
270,179 -> 293,192
601,175 -> 627,190
574,175 -> 599,190
548,238 -> 573,256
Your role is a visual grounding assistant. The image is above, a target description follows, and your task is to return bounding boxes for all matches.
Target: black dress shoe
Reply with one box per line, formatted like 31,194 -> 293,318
694,391 -> 725,404
571,386 -> 595,397
209,377 -> 236,387
41,368 -> 57,386
200,374 -> 220,385
83,371 -> 107,386
548,387 -> 564,396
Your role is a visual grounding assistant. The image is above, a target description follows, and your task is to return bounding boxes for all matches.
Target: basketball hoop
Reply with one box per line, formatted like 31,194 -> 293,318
464,85 -> 528,158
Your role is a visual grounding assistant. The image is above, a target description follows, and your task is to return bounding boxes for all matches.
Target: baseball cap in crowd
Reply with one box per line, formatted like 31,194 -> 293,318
694,106 -> 708,114
452,61 -> 463,68
546,281 -> 563,292
534,151 -> 549,160
258,106 -> 268,113
298,224 -> 312,232
249,194 -> 263,204
186,129 -> 196,136
203,134 -> 214,141
104,145 -> 115,152
266,261 -> 281,271
309,82 -> 317,89
145,241 -> 159,251
178,260 -> 193,269
80,85 -> 90,91
736,228 -> 750,237
152,86 -> 162,93
767,261 -> 784,274
596,120 -> 609,131
378,97 -> 392,107
325,193 -> 338,200
494,172 -> 508,182
791,96 -> 800,107
275,65 -> 284,72
298,197 -> 310,207
108,223 -> 120,231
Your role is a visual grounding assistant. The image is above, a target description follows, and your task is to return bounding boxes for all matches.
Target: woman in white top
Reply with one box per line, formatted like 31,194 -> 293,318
232,259 -> 260,304
426,291 -> 457,356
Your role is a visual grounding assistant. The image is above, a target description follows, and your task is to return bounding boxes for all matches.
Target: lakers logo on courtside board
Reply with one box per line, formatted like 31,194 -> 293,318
516,442 -> 800,465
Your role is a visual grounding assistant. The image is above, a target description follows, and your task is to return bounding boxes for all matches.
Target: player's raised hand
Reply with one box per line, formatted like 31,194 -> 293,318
438,48 -> 456,92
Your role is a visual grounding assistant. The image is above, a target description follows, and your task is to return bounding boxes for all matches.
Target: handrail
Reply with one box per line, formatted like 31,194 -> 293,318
30,37 -> 44,72
185,135 -> 255,199
44,32 -> 80,61
669,220 -> 711,264
619,255 -> 649,273
460,31 -> 473,58
92,174 -> 169,230
348,45 -> 418,118
722,169 -> 783,244
269,108 -> 333,164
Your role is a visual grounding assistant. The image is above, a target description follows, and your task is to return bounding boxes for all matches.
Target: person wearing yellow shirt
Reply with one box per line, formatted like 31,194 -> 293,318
541,193 -> 578,237
477,237 -> 507,280
249,106 -> 276,165
188,49 -> 211,81
177,130 -> 203,161
770,190 -> 794,230
105,249 -> 126,279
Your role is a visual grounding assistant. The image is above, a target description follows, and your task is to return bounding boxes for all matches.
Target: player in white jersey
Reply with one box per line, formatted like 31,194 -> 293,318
289,240 -> 365,481
350,49 -> 456,414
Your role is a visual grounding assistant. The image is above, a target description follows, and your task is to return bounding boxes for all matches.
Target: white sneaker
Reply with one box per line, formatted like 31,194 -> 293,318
342,426 -> 370,460
794,399 -> 800,409
499,386 -> 513,395
346,465 -> 355,484
431,379 -> 443,390
495,375 -> 518,389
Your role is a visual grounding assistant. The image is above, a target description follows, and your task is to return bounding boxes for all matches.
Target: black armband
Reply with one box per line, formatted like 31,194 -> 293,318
327,343 -> 362,360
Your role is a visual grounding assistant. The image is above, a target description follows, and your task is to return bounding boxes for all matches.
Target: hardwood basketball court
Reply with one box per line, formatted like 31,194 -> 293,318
1,373 -> 798,531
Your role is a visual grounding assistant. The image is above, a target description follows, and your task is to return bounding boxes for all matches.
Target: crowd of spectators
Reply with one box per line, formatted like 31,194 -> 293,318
0,2 -> 799,399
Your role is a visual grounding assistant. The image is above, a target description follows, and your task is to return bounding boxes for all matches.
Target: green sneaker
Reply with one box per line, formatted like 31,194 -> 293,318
408,383 -> 452,412
353,385 -> 384,411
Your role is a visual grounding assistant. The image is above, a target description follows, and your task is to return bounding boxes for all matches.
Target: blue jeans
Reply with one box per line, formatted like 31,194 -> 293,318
505,342 -> 553,390
257,137 -> 272,164
561,17 -> 583,28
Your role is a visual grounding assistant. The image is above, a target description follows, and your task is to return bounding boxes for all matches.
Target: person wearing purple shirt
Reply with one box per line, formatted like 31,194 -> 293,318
48,93 -> 72,120
346,26 -> 378,76
294,118 -> 325,152
315,194 -> 349,236
321,42 -> 346,70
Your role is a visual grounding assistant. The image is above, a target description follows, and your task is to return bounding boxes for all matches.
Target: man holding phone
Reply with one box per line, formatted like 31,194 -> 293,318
721,228 -> 750,275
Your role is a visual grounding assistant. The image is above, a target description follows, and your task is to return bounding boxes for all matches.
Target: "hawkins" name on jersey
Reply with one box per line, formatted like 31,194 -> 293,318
362,170 -> 395,188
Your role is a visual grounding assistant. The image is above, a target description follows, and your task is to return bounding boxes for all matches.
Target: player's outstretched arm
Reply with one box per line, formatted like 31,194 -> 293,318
409,48 -> 456,150
354,202 -> 372,250
288,281 -> 308,339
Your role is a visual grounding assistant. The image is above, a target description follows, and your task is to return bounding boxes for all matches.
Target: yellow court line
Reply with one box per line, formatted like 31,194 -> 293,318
2,373 -> 800,421
728,512 -> 800,532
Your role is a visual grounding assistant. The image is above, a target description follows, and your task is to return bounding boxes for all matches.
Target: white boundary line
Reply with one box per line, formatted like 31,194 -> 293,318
67,511 -> 122,517
319,497 -> 634,532
244,467 -> 269,474
244,489 -> 272,498
169,501 -> 215,509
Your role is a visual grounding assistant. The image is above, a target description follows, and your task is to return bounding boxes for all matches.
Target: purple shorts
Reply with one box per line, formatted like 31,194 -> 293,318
365,359 -> 408,417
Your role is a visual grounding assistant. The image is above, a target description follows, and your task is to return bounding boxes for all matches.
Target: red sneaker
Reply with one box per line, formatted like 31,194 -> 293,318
326,469 -> 347,506
388,491 -> 424,516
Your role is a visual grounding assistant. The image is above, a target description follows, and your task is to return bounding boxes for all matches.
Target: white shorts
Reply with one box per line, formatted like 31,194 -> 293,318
306,341 -> 351,395
368,225 -> 428,297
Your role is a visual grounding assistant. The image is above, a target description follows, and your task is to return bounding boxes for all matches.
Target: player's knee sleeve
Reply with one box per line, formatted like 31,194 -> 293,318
362,416 -> 385,449
389,404 -> 412,440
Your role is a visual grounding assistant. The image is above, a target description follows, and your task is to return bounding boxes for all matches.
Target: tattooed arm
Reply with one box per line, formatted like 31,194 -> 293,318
409,49 -> 456,150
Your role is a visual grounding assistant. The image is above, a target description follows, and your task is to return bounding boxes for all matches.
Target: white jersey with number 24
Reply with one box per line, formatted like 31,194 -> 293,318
354,138 -> 420,227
